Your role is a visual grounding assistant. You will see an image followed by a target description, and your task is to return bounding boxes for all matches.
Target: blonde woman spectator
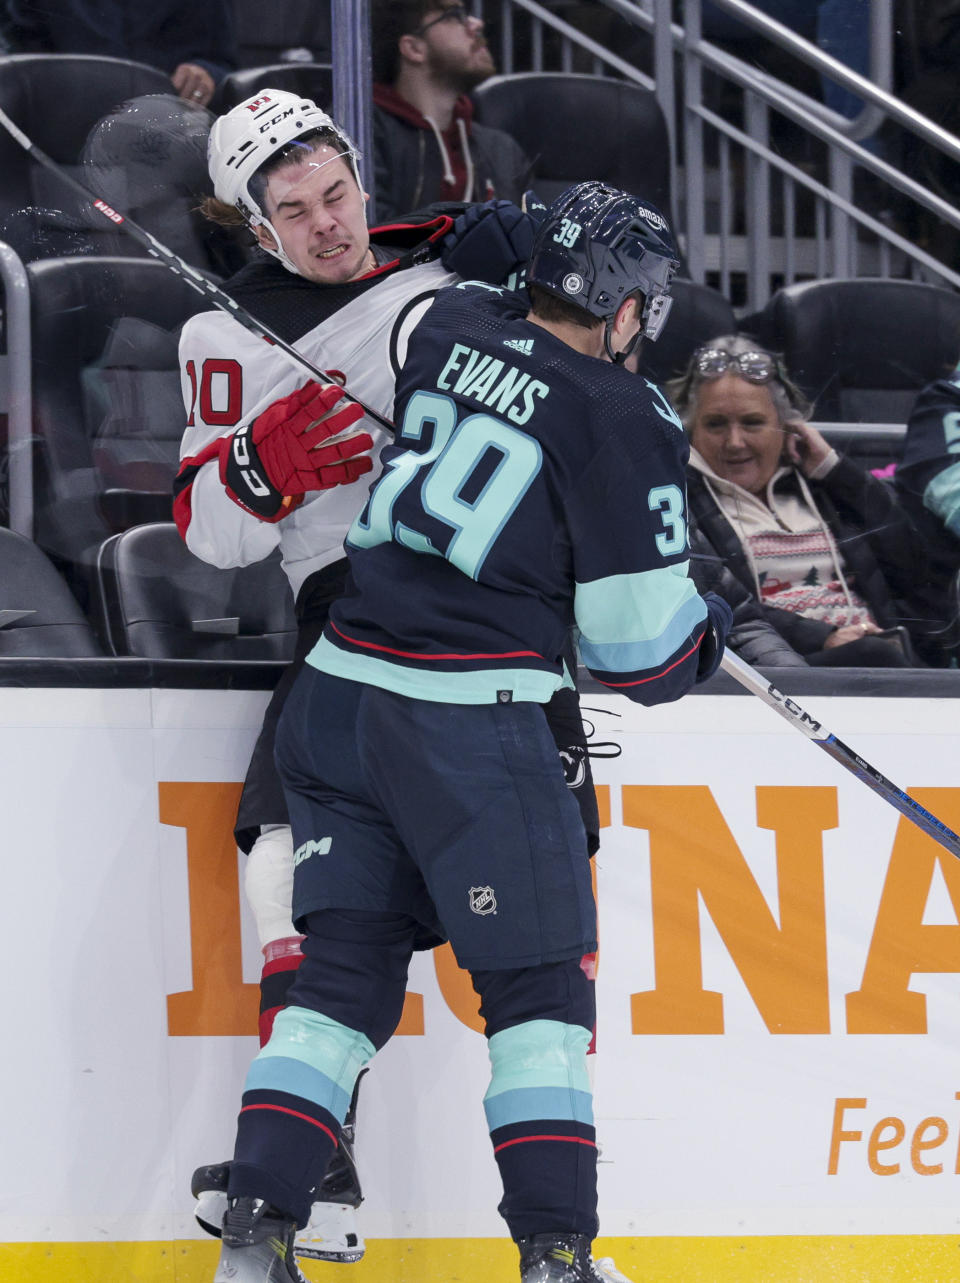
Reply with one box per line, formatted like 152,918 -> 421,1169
667,335 -> 925,666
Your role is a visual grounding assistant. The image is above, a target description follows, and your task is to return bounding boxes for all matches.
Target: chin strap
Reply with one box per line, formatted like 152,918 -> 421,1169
603,315 -> 643,365
248,213 -> 302,275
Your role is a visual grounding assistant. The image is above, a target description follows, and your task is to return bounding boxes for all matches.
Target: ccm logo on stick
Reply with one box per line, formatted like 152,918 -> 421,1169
767,682 -> 821,732
93,199 -> 123,225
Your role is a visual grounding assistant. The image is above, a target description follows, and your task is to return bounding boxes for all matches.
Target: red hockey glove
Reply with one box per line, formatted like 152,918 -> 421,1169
220,381 -> 373,521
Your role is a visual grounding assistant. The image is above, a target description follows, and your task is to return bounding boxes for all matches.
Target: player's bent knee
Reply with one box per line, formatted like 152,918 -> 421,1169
471,957 -> 595,1040
289,909 -> 418,1050
252,1004 -> 374,1125
244,825 -> 297,948
482,1017 -> 594,1131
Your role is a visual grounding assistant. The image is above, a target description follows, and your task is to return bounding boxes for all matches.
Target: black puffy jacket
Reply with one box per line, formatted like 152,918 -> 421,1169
686,522 -> 808,667
686,457 -> 925,657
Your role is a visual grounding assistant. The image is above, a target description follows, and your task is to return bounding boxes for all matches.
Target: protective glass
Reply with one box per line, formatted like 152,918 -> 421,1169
694,348 -> 781,383
414,4 -> 471,35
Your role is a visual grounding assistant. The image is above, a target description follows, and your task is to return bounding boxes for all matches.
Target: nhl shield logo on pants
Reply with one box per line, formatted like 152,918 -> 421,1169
469,886 -> 497,915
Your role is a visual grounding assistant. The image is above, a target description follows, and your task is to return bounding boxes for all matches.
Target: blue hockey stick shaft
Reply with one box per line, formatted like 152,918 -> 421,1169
720,648 -> 960,861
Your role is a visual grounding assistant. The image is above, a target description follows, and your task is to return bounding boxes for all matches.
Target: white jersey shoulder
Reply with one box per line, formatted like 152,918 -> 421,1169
178,258 -> 458,597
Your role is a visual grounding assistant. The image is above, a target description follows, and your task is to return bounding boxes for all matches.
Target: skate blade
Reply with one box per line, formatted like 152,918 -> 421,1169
594,1257 -> 634,1283
194,1189 -> 226,1238
295,1201 -> 364,1264
296,1246 -> 365,1263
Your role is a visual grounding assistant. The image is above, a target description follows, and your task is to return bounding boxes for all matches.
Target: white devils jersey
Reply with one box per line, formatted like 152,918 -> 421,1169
176,257 -> 458,598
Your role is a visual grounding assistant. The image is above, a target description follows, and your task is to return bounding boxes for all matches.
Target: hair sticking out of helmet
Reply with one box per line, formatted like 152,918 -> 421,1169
526,180 -> 680,363
206,89 -> 363,275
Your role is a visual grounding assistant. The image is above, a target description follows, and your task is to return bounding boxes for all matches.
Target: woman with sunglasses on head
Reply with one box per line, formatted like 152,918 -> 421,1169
666,334 -> 926,667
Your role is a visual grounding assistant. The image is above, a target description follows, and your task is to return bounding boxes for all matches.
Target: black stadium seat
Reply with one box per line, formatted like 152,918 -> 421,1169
24,256 -> 214,579
752,278 -> 960,423
0,54 -> 173,257
0,54 -> 240,273
215,63 -> 333,113
471,72 -> 675,216
95,524 -> 296,661
0,528 -> 103,656
234,0 -> 330,69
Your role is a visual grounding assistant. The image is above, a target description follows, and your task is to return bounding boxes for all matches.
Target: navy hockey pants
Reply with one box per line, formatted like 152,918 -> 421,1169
227,667 -> 600,1237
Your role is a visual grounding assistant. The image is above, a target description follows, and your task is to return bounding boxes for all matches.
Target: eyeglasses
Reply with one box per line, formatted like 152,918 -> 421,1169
413,4 -> 471,35
693,347 -> 782,384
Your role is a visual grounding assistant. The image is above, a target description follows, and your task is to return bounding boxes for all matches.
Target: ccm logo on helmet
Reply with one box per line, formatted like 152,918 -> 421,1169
258,107 -> 296,133
245,95 -> 273,112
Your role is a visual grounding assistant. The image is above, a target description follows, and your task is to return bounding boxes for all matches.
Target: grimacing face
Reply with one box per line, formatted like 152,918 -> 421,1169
689,372 -> 788,497
256,147 -> 371,284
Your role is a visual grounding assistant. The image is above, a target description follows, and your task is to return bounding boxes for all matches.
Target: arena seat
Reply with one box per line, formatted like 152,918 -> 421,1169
234,0 -> 331,68
0,528 -> 103,656
95,523 -> 296,660
16,256 -> 214,585
0,54 -> 243,273
635,279 -> 737,387
0,55 -> 172,251
751,278 -> 960,423
214,62 -> 333,113
471,72 -> 674,216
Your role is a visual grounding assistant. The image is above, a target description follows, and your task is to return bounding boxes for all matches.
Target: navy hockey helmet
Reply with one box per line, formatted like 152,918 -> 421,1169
526,181 -> 679,361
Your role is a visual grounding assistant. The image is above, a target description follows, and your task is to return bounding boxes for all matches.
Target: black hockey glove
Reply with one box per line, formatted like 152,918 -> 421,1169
441,198 -> 539,284
695,590 -> 734,682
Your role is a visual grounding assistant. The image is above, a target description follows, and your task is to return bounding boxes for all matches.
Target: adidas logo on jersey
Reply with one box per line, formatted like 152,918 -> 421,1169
503,338 -> 534,356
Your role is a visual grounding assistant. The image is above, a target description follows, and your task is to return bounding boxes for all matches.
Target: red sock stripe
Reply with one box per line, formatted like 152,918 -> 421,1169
261,953 -> 303,980
258,1005 -> 282,1047
493,1134 -> 598,1154
239,1102 -> 338,1146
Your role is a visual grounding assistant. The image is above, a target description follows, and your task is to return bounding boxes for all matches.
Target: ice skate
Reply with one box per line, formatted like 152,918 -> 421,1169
193,1161 -> 230,1238
193,1154 -> 364,1263
296,1067 -> 366,1262
291,1198 -> 364,1263
518,1233 -> 634,1282
213,1196 -> 308,1282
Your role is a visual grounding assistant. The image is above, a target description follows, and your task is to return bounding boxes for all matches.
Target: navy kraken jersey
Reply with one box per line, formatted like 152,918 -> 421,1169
309,283 -> 709,706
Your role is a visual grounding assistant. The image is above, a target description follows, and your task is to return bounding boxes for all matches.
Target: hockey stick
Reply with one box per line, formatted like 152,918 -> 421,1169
0,104 -> 395,434
720,648 -> 960,861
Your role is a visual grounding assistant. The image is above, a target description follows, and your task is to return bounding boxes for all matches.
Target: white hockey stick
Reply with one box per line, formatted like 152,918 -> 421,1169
0,103 -> 395,434
720,648 -> 960,861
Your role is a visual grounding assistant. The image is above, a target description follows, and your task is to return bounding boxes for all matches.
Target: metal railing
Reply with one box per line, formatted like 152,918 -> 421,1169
477,0 -> 960,310
0,240 -> 31,537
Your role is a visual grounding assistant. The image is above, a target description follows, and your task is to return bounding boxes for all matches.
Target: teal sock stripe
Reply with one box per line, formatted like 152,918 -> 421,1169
245,1005 -> 375,1124
483,1019 -> 593,1131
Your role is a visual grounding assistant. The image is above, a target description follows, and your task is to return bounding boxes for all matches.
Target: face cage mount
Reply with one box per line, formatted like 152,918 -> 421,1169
602,290 -> 673,365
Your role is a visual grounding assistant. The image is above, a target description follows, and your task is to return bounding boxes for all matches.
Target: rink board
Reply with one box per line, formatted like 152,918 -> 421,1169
2,685 -> 960,1282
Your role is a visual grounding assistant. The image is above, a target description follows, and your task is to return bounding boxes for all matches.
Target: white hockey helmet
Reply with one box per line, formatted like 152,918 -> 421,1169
207,88 -> 363,273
